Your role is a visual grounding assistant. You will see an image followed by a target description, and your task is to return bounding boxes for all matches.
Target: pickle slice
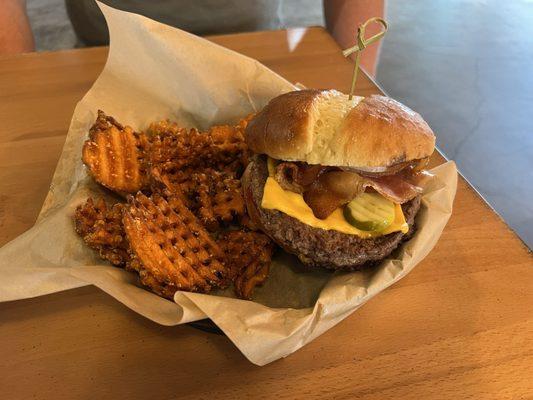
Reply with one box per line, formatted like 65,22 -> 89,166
343,192 -> 396,231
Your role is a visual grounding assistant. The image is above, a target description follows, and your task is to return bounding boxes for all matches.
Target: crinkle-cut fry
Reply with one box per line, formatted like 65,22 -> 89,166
82,110 -> 150,194
123,192 -> 228,297
219,230 -> 274,299
74,197 -> 131,267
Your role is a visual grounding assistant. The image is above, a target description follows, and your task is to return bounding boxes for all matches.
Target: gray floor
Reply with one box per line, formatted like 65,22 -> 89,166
377,0 -> 533,248
27,0 -> 77,51
27,0 -> 533,248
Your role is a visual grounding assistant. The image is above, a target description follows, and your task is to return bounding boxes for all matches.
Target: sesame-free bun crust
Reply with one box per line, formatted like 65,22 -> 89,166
245,89 -> 435,170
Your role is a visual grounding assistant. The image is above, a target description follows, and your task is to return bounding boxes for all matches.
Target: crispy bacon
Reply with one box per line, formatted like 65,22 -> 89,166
272,159 -> 432,219
303,171 -> 365,219
275,162 -> 324,194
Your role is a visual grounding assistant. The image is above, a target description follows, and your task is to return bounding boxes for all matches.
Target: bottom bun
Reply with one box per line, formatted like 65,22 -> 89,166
242,155 -> 421,271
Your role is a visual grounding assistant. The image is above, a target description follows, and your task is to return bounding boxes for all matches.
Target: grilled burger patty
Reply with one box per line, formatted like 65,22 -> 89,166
242,155 -> 421,270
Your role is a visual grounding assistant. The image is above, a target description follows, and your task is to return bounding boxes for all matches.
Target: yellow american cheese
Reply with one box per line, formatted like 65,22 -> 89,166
261,177 -> 409,239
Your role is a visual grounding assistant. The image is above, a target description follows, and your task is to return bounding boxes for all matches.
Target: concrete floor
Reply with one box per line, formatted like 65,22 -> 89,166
377,0 -> 533,248
27,0 -> 77,51
27,0 -> 533,248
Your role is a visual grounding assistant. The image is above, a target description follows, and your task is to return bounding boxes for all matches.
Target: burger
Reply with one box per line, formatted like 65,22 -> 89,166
242,89 -> 435,270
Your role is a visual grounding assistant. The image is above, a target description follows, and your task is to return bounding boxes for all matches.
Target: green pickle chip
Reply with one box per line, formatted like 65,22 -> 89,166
343,192 -> 396,232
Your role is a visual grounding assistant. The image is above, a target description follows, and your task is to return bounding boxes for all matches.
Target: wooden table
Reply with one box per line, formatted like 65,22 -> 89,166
0,27 -> 531,400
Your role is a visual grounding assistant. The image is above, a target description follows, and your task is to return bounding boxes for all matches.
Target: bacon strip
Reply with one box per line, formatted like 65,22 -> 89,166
303,171 -> 365,219
275,162 -> 323,194
272,160 -> 432,219
341,157 -> 430,177
363,175 -> 422,204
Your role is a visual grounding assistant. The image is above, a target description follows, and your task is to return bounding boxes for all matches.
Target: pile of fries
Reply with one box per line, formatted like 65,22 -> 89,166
74,111 -> 274,300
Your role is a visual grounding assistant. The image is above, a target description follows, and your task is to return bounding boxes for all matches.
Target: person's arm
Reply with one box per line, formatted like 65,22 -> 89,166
324,0 -> 385,77
0,0 -> 34,55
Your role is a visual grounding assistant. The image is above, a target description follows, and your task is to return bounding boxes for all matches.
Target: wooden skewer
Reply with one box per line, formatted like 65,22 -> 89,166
342,17 -> 389,100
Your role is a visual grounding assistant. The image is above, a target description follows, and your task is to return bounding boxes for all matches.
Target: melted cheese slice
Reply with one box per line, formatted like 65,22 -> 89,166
261,177 -> 409,238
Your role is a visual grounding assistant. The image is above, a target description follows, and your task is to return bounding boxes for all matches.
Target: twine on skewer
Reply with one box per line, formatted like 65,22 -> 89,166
342,17 -> 388,100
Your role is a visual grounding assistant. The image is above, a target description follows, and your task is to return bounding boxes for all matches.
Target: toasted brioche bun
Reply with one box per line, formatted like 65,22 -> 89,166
245,89 -> 435,172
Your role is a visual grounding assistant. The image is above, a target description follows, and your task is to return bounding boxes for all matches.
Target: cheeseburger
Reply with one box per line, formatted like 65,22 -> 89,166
242,89 -> 435,270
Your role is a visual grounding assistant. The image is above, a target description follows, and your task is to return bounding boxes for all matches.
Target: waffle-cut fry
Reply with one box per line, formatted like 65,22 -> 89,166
149,127 -> 210,171
148,127 -> 212,201
235,262 -> 270,301
147,117 -> 252,208
160,190 -> 227,272
76,112 -> 274,300
136,264 -> 181,299
149,118 -> 251,180
147,119 -> 187,137
150,164 -> 199,201
82,110 -> 150,194
149,166 -> 196,209
219,230 -> 274,299
192,170 -> 245,231
123,192 -> 228,298
74,198 -> 131,267
208,123 -> 249,172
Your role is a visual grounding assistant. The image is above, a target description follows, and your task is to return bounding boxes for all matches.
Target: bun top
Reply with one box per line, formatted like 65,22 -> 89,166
245,89 -> 435,171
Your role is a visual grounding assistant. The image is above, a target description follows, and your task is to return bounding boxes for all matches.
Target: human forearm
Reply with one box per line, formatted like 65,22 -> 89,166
0,0 -> 34,55
324,0 -> 385,77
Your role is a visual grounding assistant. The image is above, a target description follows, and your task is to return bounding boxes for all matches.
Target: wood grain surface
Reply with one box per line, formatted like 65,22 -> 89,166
0,27 -> 531,400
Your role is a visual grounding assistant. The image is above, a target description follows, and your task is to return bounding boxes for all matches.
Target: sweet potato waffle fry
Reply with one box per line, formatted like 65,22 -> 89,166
76,111 -> 274,300
123,192 -> 228,297
192,170 -> 245,231
149,119 -> 250,180
74,198 -> 131,267
219,230 -> 274,299
207,123 -> 250,174
82,111 -> 150,194
149,127 -> 210,172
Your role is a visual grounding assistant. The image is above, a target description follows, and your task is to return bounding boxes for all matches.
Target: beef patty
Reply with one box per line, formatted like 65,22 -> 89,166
242,155 -> 421,270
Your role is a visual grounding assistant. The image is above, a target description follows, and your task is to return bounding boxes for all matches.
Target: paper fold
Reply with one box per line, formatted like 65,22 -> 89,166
0,3 -> 457,366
